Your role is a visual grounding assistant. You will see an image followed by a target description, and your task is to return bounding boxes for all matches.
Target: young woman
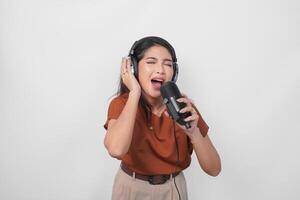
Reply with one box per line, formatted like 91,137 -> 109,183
104,36 -> 221,200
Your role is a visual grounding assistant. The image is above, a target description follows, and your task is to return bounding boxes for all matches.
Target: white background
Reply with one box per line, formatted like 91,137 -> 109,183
1,0 -> 299,199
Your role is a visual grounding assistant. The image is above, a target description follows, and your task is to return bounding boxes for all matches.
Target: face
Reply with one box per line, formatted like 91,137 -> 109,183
138,45 -> 174,100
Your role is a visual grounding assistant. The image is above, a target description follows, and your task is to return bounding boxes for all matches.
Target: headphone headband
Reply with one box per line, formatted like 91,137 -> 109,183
129,37 -> 177,62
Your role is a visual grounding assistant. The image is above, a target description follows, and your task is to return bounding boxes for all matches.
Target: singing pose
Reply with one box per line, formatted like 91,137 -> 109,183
104,36 -> 221,200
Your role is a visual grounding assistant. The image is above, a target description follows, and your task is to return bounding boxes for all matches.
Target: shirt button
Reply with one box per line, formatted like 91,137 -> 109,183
149,126 -> 153,130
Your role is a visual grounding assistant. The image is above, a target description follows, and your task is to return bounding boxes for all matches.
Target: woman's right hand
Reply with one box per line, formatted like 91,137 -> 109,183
121,57 -> 141,95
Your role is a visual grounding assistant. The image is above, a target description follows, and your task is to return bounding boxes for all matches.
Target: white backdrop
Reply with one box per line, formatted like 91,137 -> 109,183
1,0 -> 299,199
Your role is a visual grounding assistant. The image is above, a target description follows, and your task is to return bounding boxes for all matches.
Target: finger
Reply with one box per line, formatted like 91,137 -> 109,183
177,97 -> 192,106
124,57 -> 128,72
179,106 -> 194,113
121,57 -> 127,74
126,57 -> 132,74
120,58 -> 124,74
127,57 -> 131,66
176,97 -> 185,102
184,114 -> 198,122
164,110 -> 170,117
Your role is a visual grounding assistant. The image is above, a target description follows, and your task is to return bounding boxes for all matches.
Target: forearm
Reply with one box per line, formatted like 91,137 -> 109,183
105,91 -> 140,157
190,128 -> 221,176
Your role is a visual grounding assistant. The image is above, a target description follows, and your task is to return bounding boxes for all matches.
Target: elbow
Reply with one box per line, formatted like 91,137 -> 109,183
207,165 -> 222,177
207,154 -> 222,177
104,139 -> 127,159
203,163 -> 222,177
107,148 -> 126,159
208,168 -> 221,177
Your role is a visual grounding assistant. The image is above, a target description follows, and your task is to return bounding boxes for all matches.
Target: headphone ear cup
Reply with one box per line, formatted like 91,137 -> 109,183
172,63 -> 179,82
130,56 -> 138,79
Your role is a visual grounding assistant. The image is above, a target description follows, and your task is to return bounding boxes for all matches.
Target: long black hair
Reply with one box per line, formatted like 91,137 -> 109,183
114,36 -> 177,124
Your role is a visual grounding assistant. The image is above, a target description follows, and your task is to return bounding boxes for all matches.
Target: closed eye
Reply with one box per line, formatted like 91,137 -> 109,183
146,62 -> 172,67
164,62 -> 173,67
146,62 -> 155,64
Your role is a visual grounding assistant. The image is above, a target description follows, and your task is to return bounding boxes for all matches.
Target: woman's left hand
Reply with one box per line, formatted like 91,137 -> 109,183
164,93 -> 200,138
176,94 -> 199,136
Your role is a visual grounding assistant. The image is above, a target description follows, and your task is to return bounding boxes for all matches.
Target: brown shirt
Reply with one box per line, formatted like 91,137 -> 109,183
104,93 -> 209,175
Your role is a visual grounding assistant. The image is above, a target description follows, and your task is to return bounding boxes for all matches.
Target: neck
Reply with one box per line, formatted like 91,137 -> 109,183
141,91 -> 165,112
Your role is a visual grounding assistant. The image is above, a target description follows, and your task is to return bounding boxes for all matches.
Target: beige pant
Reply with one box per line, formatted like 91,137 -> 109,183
111,167 -> 188,200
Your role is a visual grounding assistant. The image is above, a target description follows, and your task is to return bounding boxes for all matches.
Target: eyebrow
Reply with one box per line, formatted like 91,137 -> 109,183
145,57 -> 173,62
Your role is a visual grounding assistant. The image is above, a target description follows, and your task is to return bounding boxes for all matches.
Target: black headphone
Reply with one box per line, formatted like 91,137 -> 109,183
128,36 -> 179,82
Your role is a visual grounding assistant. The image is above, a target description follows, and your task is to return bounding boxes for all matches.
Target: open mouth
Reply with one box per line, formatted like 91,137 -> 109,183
151,79 -> 163,90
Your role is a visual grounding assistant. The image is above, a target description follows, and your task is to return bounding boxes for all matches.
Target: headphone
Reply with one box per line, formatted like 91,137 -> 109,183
128,36 -> 179,82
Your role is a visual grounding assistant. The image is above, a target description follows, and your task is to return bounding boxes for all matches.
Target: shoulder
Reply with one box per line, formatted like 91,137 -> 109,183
109,93 -> 129,106
104,93 -> 130,129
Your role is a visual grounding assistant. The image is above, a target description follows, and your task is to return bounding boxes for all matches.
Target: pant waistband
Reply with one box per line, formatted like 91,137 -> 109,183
120,163 -> 181,185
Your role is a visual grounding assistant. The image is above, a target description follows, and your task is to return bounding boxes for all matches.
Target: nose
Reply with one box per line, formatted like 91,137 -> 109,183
155,62 -> 165,74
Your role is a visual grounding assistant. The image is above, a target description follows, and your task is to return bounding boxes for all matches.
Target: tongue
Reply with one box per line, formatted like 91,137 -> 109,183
152,82 -> 161,90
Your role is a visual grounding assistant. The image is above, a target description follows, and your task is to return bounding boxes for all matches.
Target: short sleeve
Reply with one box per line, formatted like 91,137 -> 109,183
192,104 -> 209,137
103,96 -> 127,130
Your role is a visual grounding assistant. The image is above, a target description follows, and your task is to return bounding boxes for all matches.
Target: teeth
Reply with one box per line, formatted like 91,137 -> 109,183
152,79 -> 163,82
